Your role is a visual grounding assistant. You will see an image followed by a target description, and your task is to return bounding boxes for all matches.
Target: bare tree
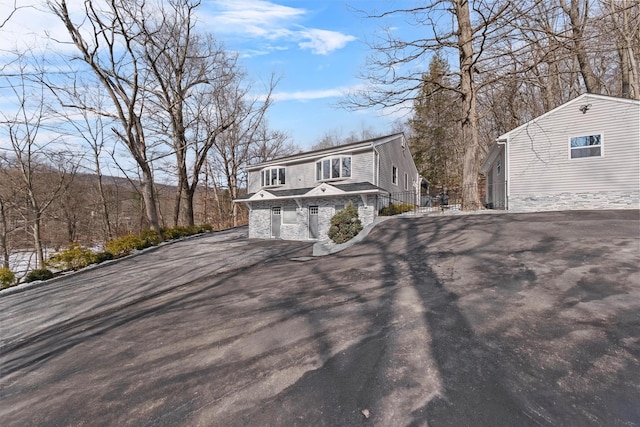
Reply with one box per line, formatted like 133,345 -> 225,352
138,0 -> 240,226
347,0 -> 513,210
51,81 -> 117,242
47,0 -> 162,234
603,0 -> 640,98
0,55 -> 78,267
559,0 -> 603,93
209,77 -> 278,227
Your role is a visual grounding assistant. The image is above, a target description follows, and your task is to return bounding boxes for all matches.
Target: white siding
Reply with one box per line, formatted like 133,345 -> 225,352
508,96 -> 639,197
375,135 -> 420,194
247,149 -> 375,194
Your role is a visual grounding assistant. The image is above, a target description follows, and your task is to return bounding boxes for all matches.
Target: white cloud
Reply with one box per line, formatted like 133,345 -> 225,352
271,87 -> 344,102
297,28 -> 356,55
202,0 -> 356,55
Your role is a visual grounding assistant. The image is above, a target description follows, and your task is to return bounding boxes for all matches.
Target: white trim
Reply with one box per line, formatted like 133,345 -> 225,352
568,132 -> 604,160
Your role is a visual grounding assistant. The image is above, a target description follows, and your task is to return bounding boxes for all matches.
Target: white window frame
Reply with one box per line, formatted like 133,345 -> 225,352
569,133 -> 603,159
404,173 -> 408,190
282,206 -> 297,224
392,165 -> 398,185
261,166 -> 286,187
315,155 -> 352,182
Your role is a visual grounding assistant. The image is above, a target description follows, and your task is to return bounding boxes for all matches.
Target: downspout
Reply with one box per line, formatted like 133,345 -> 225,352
372,143 -> 381,214
372,144 -> 380,187
495,138 -> 508,210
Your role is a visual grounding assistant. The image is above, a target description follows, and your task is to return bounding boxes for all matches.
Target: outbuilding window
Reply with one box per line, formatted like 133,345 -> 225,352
570,134 -> 602,159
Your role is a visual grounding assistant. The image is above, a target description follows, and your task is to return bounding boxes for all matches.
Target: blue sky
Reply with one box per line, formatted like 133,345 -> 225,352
0,0 -> 421,151
199,0 -> 415,149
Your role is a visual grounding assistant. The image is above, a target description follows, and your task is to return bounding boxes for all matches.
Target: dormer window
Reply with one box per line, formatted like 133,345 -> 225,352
261,167 -> 286,187
315,156 -> 351,181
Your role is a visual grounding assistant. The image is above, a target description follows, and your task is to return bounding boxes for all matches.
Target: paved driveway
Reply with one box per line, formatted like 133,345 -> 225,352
1,210 -> 639,426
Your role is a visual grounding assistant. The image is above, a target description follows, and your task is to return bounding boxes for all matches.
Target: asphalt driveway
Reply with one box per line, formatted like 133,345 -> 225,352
1,210 -> 639,426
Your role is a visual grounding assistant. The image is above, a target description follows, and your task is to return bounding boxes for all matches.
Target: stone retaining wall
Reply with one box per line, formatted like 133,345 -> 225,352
509,190 -> 639,212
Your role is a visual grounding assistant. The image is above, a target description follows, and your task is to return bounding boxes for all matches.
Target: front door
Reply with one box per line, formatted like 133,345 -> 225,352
271,207 -> 281,238
308,206 -> 319,239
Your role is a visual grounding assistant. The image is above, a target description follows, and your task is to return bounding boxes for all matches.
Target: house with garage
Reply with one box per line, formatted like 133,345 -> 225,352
235,133 -> 421,240
481,94 -> 640,211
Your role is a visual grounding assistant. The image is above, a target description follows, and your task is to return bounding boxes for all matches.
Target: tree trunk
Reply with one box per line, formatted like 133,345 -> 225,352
173,184 -> 182,227
139,164 -> 161,234
562,0 -> 601,93
180,185 -> 195,227
456,0 -> 481,210
0,199 -> 9,269
32,209 -> 44,269
94,161 -> 112,242
610,0 -> 640,99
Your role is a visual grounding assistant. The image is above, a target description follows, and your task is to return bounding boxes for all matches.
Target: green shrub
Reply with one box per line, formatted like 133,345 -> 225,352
379,202 -> 414,216
105,233 -> 150,258
94,251 -> 114,264
161,224 -> 213,240
24,268 -> 54,283
139,228 -> 162,246
328,203 -> 363,244
48,243 -> 98,271
161,226 -> 191,240
0,267 -> 15,288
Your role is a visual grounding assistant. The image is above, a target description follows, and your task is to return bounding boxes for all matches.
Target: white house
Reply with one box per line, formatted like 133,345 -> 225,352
235,133 -> 421,240
481,94 -> 640,211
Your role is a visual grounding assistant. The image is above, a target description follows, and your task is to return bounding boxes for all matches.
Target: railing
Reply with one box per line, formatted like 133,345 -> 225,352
377,181 -> 508,215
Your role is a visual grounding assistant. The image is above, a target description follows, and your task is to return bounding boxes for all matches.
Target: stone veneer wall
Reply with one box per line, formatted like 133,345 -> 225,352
509,190 -> 639,212
248,195 -> 377,241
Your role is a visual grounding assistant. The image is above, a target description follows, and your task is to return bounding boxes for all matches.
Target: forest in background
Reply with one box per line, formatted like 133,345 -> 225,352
1,0 -> 639,279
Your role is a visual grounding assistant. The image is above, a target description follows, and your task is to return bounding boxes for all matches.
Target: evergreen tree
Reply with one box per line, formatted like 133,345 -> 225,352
409,54 -> 463,191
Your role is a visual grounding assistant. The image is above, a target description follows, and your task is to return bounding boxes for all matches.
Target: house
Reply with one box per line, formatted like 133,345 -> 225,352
235,133 -> 421,240
481,94 -> 640,211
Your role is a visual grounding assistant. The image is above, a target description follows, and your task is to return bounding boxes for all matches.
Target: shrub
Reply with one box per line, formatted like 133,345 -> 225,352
93,251 -> 114,264
24,268 -> 54,283
105,233 -> 150,258
161,226 -> 191,240
139,228 -> 162,246
379,202 -> 414,216
0,267 -> 15,288
328,203 -> 363,244
48,243 -> 97,271
161,224 -> 213,240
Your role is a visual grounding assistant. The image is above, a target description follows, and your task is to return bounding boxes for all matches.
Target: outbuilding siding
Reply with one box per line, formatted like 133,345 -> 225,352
508,96 -> 639,196
483,94 -> 640,212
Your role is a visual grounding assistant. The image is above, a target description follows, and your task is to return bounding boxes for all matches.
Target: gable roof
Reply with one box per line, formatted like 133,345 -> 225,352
248,133 -> 405,171
497,94 -> 640,140
235,181 -> 385,202
482,94 -> 640,173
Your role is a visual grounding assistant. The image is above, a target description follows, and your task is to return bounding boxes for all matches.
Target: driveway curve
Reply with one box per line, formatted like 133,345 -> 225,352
1,211 -> 639,426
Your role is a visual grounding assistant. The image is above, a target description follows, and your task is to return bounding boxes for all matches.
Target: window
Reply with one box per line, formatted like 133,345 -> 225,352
316,156 -> 352,181
282,206 -> 297,224
261,167 -> 286,187
392,166 -> 398,185
404,173 -> 408,190
497,159 -> 501,174
570,134 -> 602,159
